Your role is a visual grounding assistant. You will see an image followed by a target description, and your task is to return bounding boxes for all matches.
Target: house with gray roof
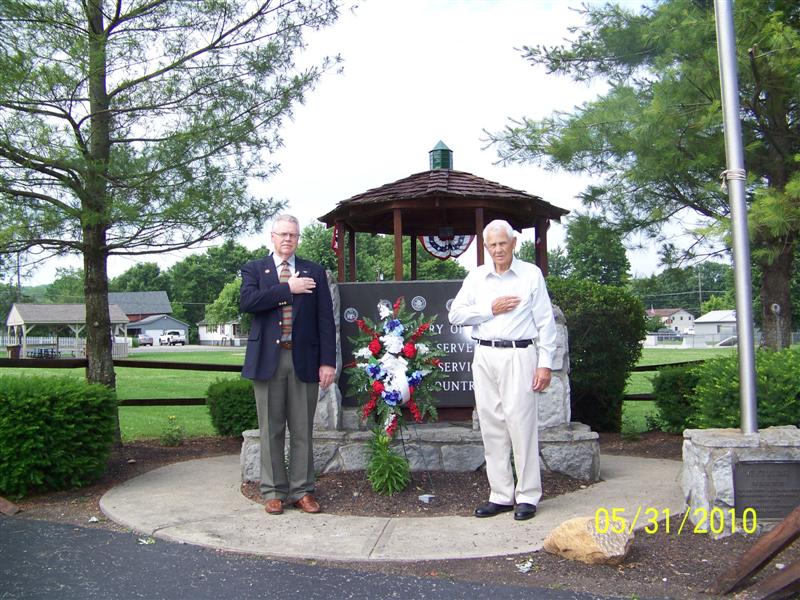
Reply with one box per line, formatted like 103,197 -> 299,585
129,313 -> 190,345
108,291 -> 172,322
693,309 -> 737,336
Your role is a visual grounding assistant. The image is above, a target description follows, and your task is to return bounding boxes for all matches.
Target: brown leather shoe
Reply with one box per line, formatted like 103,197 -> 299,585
264,499 -> 284,515
293,494 -> 321,514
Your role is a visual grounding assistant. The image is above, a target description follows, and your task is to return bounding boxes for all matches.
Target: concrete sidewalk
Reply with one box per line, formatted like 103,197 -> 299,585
100,454 -> 684,562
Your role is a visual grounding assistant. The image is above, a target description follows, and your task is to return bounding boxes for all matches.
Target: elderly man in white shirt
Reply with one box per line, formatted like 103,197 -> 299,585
448,219 -> 558,521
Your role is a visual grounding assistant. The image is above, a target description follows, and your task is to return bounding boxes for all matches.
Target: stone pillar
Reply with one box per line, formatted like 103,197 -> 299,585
313,271 -> 341,431
537,305 -> 571,428
681,425 -> 800,538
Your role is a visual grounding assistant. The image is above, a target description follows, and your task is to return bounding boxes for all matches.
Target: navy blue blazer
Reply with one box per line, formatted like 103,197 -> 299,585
239,255 -> 336,383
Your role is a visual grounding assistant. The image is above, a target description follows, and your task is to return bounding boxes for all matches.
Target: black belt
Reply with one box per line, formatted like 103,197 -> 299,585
474,339 -> 533,348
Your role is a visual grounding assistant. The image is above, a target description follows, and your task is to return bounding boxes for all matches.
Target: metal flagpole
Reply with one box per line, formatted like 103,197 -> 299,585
713,0 -> 758,434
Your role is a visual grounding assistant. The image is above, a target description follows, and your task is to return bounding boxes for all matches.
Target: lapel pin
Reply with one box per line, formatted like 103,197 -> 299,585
265,269 -> 271,274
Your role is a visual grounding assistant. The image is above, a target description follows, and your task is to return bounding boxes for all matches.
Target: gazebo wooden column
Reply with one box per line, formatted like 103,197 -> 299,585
347,225 -> 357,282
475,207 -> 485,267
335,220 -> 345,283
393,208 -> 403,280
535,218 -> 549,276
410,235 -> 418,280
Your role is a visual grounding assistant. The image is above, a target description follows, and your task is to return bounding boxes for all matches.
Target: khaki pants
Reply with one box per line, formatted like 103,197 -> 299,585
472,344 -> 542,506
253,349 -> 318,502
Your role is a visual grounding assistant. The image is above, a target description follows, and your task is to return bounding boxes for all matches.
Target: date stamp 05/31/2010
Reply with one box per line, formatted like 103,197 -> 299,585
594,506 -> 758,536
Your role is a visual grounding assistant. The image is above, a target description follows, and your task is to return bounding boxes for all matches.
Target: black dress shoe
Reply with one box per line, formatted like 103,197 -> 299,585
474,501 -> 514,518
514,503 -> 537,521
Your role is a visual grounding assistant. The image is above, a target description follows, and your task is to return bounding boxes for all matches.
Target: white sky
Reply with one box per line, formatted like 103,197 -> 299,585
27,0 -> 668,286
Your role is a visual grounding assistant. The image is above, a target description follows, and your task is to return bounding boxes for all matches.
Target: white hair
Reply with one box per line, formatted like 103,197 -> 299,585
483,219 -> 515,240
272,214 -> 300,231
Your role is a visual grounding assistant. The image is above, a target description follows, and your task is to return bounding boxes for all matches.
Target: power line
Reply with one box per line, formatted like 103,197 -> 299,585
636,290 -> 726,298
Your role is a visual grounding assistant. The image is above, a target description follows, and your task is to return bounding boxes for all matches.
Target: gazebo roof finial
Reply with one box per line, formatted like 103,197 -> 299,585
429,140 -> 453,170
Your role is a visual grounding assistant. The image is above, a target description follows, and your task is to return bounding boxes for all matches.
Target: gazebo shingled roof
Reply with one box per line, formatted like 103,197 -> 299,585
319,143 -> 570,281
319,169 -> 568,237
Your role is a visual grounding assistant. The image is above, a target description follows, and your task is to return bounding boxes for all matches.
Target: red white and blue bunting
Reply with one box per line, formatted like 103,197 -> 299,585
420,235 -> 474,260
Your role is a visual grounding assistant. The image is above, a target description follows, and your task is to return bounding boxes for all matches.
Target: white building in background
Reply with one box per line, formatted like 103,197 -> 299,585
197,320 -> 243,346
693,310 -> 738,336
646,307 -> 695,333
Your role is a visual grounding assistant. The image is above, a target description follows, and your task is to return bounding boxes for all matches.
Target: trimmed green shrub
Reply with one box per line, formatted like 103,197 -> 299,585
206,377 -> 258,436
651,366 -> 701,433
0,375 -> 117,497
693,346 -> 800,429
548,278 -> 647,432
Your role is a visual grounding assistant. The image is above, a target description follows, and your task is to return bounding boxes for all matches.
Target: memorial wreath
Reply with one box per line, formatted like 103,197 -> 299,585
346,297 -> 445,495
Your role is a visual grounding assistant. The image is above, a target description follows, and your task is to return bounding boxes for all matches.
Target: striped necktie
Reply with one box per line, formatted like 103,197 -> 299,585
279,261 -> 292,339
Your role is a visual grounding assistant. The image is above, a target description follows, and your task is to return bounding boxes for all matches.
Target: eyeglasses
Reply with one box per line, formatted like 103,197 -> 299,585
272,231 -> 299,240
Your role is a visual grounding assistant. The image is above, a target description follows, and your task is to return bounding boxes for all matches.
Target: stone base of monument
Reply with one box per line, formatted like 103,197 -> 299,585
240,421 -> 599,483
681,425 -> 800,538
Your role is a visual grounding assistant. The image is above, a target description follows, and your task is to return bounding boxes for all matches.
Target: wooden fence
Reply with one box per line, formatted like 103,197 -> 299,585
0,357 -> 706,406
0,357 -> 239,406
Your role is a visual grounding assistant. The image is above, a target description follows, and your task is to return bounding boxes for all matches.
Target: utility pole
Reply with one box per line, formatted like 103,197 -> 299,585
698,267 -> 702,313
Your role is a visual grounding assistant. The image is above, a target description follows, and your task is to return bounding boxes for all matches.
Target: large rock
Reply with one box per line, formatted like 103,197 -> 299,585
543,516 -> 634,565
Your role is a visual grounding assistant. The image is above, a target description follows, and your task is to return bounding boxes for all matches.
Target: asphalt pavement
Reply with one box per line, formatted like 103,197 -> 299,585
1,517 -> 628,600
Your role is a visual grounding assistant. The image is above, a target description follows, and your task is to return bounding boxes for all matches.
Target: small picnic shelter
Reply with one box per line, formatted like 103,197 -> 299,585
319,142 -> 570,281
6,303 -> 129,358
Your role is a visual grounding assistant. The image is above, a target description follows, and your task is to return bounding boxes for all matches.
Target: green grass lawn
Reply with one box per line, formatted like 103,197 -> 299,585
621,400 -> 657,435
625,347 -> 736,395
1,351 -> 244,441
119,405 -> 217,441
0,350 -> 245,399
114,351 -> 245,399
621,347 -> 736,434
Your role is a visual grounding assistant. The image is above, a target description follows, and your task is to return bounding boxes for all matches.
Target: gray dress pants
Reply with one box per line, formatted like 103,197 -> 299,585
253,349 -> 318,502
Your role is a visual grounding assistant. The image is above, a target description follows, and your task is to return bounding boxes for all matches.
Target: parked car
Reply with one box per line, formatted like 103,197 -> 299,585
656,327 -> 683,341
159,330 -> 187,346
137,334 -> 153,346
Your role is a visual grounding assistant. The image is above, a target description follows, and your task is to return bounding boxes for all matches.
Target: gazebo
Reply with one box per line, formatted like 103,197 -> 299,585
319,142 -> 569,281
6,303 -> 129,358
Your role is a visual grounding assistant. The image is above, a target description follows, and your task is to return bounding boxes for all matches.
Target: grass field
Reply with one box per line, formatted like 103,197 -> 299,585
621,347 -> 735,434
120,405 -> 217,441
0,351 -> 244,441
1,347 -> 738,439
626,347 -> 735,395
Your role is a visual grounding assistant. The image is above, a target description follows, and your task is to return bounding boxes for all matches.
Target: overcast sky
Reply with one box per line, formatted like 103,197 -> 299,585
29,0 -> 667,286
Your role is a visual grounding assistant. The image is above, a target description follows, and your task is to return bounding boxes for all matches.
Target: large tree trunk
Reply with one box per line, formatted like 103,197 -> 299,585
759,244 -> 794,350
84,0 -> 120,444
83,235 -> 115,389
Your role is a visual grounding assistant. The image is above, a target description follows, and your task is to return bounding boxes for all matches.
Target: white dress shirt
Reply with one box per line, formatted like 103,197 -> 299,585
448,257 -> 558,369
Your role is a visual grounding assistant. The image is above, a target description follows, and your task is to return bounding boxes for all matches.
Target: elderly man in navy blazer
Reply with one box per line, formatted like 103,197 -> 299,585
240,214 -> 336,515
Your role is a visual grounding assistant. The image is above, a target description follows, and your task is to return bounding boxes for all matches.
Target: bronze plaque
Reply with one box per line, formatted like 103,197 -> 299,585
338,280 -> 474,407
733,461 -> 800,519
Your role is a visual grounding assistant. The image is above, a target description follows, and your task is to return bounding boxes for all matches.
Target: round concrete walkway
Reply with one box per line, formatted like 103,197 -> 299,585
100,454 -> 684,562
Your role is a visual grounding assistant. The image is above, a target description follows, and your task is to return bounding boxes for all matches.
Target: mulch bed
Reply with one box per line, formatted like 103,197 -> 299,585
241,469 -> 591,517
